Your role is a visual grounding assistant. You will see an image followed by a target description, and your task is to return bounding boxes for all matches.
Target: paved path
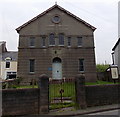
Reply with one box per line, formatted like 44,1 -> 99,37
48,104 -> 120,116
87,109 -> 120,116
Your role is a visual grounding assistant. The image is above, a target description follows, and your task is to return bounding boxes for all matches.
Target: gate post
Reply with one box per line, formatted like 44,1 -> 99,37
75,74 -> 87,109
38,74 -> 49,114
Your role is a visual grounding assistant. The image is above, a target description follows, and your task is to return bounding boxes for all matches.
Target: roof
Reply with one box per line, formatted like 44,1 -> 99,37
2,51 -> 18,61
112,38 -> 120,51
16,4 -> 96,33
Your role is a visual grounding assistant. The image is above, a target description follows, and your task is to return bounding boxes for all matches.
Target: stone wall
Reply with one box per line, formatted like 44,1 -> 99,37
2,74 -> 49,116
2,88 -> 39,116
76,75 -> 120,109
85,84 -> 120,107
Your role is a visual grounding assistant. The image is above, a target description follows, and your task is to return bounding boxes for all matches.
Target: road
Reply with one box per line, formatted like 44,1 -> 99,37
87,109 -> 120,116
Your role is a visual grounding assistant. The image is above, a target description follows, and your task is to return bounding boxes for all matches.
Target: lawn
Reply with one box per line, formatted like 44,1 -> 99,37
85,80 -> 119,85
14,80 -> 119,89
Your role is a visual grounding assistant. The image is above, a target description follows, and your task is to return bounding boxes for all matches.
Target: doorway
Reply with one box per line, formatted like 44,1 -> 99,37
52,57 -> 62,79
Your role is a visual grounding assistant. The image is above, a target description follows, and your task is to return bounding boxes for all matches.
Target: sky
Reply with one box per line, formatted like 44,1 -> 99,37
0,0 -> 119,64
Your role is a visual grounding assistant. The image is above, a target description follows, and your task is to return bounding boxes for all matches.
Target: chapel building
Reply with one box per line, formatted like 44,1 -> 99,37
16,4 -> 97,84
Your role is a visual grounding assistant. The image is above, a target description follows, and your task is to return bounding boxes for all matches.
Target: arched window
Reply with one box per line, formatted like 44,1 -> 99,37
59,33 -> 64,46
49,33 -> 55,46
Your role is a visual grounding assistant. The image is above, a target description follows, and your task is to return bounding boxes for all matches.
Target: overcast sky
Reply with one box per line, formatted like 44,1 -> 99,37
0,0 -> 119,64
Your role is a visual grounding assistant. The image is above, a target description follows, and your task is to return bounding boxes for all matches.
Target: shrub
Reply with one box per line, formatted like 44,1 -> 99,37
96,64 -> 109,72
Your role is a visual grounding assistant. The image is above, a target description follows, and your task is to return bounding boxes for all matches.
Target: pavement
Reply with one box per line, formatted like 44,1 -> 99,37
47,104 -> 120,116
7,104 -> 120,117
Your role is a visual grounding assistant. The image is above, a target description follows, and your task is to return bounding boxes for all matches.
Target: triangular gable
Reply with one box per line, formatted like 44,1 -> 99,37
16,4 -> 96,33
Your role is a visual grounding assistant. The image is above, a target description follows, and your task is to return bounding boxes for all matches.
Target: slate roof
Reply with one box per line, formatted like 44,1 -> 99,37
16,4 -> 96,33
2,51 -> 18,61
112,38 -> 120,51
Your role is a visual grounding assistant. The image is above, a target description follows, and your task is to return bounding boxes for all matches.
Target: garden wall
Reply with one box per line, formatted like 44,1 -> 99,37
2,88 -> 39,116
85,84 -> 120,107
2,74 -> 49,116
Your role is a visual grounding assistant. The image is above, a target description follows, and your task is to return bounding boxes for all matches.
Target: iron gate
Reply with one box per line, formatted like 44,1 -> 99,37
49,78 -> 76,110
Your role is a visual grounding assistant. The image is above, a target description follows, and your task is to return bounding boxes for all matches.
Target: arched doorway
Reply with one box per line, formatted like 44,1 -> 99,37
52,57 -> 62,79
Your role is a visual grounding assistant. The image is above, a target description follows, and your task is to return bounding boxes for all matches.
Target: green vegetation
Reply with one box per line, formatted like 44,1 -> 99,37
49,82 -> 75,98
12,80 -> 118,89
49,82 -> 76,110
96,64 -> 109,72
6,79 -> 119,110
16,85 -> 38,89
85,80 -> 117,85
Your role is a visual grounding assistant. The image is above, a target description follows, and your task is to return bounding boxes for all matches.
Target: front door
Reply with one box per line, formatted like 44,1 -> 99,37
52,57 -> 62,79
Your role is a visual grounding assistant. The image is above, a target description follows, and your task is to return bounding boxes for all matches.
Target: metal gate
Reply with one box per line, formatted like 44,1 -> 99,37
49,78 -> 76,110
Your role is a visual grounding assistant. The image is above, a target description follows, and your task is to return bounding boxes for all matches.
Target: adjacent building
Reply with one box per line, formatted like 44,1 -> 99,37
16,4 -> 97,84
112,38 -> 120,74
0,41 -> 17,80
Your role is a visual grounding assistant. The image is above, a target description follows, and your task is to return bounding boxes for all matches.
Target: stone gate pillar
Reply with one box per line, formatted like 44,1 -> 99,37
38,74 -> 49,114
75,74 -> 87,109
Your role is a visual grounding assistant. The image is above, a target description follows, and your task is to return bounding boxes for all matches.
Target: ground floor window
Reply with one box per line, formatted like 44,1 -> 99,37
6,72 -> 16,80
29,59 -> 35,73
6,61 -> 10,68
79,59 -> 84,72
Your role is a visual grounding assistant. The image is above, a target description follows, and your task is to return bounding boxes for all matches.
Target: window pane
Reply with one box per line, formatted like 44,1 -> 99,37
49,33 -> 55,45
42,37 -> 46,47
29,59 -> 35,72
6,62 -> 10,68
79,59 -> 84,71
68,37 -> 71,46
78,37 -> 82,46
59,34 -> 64,45
29,37 -> 35,47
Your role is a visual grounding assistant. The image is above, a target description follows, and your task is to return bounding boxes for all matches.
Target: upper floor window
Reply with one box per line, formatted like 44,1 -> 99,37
68,37 -> 71,47
42,37 -> 46,47
49,33 -> 55,46
59,33 -> 64,46
29,37 -> 35,47
6,61 -> 10,68
79,59 -> 84,72
77,37 -> 82,47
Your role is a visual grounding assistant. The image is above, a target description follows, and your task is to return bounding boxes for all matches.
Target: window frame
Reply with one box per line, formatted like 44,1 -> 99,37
59,33 -> 64,46
79,59 -> 85,72
29,37 -> 35,47
49,33 -> 55,46
67,37 -> 71,47
29,59 -> 35,73
42,36 -> 46,47
77,37 -> 82,47
6,61 -> 10,68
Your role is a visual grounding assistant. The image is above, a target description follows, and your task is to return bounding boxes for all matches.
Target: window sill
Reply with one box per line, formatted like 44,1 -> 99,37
49,45 -> 55,47
29,72 -> 35,75
58,45 -> 64,47
79,71 -> 85,73
29,46 -> 35,48
78,46 -> 82,48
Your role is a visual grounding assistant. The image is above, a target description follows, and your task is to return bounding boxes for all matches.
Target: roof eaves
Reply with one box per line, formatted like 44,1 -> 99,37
16,4 -> 96,33
112,38 -> 120,51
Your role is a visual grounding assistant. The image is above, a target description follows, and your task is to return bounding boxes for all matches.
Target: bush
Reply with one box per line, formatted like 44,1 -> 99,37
96,64 -> 109,72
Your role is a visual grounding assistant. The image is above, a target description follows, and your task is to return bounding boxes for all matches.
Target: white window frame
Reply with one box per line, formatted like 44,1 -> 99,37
77,37 -> 82,47
29,37 -> 35,47
49,33 -> 55,46
59,33 -> 64,46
